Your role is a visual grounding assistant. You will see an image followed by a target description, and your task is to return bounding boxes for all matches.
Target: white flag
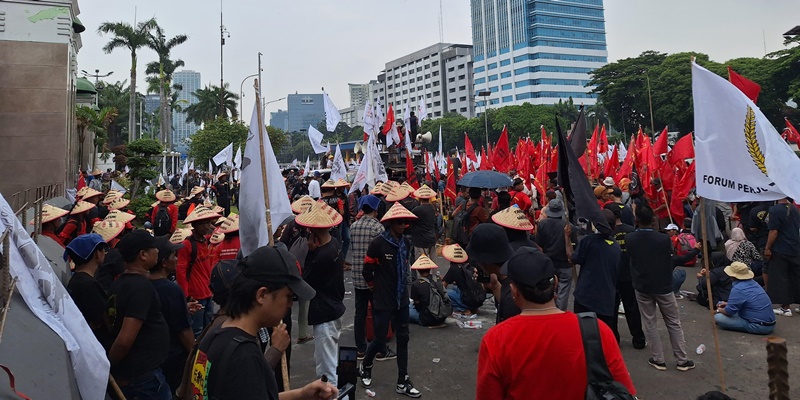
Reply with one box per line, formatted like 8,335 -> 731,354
239,99 -> 293,256
304,156 -> 311,177
351,134 -> 388,191
110,179 -> 127,193
693,62 -> 800,201
157,174 -> 165,187
0,194 -> 110,400
233,145 -> 242,168
208,159 -> 213,174
323,91 -> 342,132
418,99 -> 427,122
363,99 -> 375,136
178,159 -> 189,186
403,101 -> 411,131
212,143 -> 234,166
124,165 -> 130,174
189,161 -> 195,170
292,158 -> 298,167
307,125 -> 329,154
330,144 -> 347,181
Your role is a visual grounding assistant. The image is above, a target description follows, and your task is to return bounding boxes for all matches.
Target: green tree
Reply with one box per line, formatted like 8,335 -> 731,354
91,107 -> 119,169
184,84 -> 239,125
76,106 -> 99,168
97,80 -> 132,146
98,18 -> 157,142
146,24 -> 188,150
125,138 -> 162,198
187,118 -> 247,166
266,125 -> 289,158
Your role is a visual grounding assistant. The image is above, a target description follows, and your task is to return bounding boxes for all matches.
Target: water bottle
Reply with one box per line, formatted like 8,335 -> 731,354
696,344 -> 706,354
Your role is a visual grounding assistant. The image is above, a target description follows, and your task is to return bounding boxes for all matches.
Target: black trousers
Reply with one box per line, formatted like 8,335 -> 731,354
363,307 -> 410,381
615,280 -> 645,344
574,301 -> 618,343
354,288 -> 373,353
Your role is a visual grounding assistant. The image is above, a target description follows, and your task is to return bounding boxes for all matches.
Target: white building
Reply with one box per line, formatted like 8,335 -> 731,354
338,106 -> 365,128
348,83 -> 369,108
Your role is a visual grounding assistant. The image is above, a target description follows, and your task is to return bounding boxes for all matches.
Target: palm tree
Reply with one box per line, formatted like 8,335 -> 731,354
147,25 -> 187,150
92,107 -> 120,169
183,84 -> 239,125
98,18 -> 157,142
97,80 -> 131,146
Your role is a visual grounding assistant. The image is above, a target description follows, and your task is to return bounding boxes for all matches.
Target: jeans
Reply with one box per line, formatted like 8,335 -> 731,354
298,300 -> 311,338
673,269 -> 687,294
191,297 -> 213,337
409,303 -> 421,325
354,288 -> 373,352
120,368 -> 172,400
715,313 -> 775,335
341,221 -> 351,259
313,319 -> 342,387
635,291 -> 688,364
555,266 -> 573,311
447,286 -> 469,312
363,307 -> 410,380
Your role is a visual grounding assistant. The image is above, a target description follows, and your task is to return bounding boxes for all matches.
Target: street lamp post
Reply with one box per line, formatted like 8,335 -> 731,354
81,69 -> 113,107
219,5 -> 230,118
477,91 -> 491,147
240,73 -> 260,122
262,97 -> 286,123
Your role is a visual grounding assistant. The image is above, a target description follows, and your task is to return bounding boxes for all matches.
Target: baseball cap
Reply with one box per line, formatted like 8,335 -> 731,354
155,236 -> 183,265
466,223 -> 513,264
117,230 -> 159,263
239,245 -> 316,300
665,223 -> 680,231
594,185 -> 612,198
64,233 -> 107,262
358,194 -> 381,212
501,246 -> 555,287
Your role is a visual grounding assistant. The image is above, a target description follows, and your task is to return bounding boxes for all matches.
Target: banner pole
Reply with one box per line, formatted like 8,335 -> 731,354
699,200 -> 726,392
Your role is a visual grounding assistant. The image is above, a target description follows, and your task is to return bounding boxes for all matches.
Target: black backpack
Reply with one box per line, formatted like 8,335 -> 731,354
153,204 -> 172,236
577,312 -> 636,400
457,264 -> 486,310
419,276 -> 452,325
451,203 -> 479,246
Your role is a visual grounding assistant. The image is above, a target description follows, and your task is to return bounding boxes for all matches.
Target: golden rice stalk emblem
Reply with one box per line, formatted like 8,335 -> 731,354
744,105 -> 768,177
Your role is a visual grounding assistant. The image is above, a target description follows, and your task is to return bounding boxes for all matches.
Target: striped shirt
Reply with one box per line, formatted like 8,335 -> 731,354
349,215 -> 384,289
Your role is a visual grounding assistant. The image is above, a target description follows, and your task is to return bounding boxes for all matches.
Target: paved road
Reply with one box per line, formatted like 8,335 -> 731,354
286,256 -> 800,399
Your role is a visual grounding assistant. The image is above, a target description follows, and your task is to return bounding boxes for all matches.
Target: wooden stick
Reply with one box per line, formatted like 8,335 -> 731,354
699,201 -> 726,392
656,169 -> 673,224
108,375 -> 126,400
766,337 -> 789,400
0,278 -> 17,346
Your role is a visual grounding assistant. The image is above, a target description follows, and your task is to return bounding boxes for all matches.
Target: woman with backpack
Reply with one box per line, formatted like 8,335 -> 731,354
441,244 -> 484,316
409,255 -> 451,327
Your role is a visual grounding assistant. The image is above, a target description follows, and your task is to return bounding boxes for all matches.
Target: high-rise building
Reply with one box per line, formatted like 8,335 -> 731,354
270,109 -> 289,132
286,94 -> 325,132
348,83 -> 369,108
172,70 -> 201,153
470,0 -> 607,108
144,94 -> 160,115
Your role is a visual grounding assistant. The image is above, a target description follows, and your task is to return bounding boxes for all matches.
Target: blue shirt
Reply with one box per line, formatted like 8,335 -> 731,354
724,279 -> 776,324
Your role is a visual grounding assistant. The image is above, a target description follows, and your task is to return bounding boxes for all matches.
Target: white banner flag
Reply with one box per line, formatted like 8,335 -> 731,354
692,62 -> 799,202
212,143 -> 234,167
418,99 -> 427,122
110,179 -> 127,193
233,145 -> 242,168
351,134 -> 387,191
304,155 -> 311,177
307,125 -> 329,154
323,91 -> 342,132
330,144 -> 347,182
178,159 -> 189,186
239,99 -> 293,256
363,99 -> 375,136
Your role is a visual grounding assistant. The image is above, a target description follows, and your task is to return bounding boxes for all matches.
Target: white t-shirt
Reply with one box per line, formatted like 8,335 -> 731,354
308,180 -> 321,199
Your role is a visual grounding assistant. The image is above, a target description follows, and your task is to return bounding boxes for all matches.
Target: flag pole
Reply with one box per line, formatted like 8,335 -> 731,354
656,169 -> 674,223
699,198 -> 726,392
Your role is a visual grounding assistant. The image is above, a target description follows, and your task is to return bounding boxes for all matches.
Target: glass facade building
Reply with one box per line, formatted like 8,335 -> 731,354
470,0 -> 607,108
172,70 -> 201,153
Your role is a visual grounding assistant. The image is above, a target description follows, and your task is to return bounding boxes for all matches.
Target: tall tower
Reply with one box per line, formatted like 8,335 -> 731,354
172,70 -> 201,153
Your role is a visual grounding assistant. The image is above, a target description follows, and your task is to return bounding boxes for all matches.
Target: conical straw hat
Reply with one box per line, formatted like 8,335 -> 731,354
413,184 -> 436,200
219,213 -> 240,233
215,217 -> 227,225
156,189 -> 176,202
90,168 -> 103,176
321,179 -> 337,188
75,186 -> 91,198
383,180 -> 400,191
334,178 -> 351,188
93,220 -> 124,242
212,205 -> 224,215
184,206 -> 221,224
491,206 -> 533,231
210,228 -> 225,245
190,186 -> 205,197
411,254 -> 438,270
170,228 -> 192,244
291,195 -> 315,214
386,184 -> 413,202
103,190 -> 123,205
71,201 -> 96,215
203,199 -> 213,208
381,202 -> 418,222
371,182 -> 385,196
295,200 -> 343,229
30,204 -> 69,225
151,201 -> 160,208
104,209 -> 135,224
442,244 -> 468,263
79,187 -> 103,201
108,197 -> 130,211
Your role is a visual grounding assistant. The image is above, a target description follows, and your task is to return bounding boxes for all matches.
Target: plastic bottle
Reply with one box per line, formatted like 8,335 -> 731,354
696,344 -> 706,354
366,389 -> 376,397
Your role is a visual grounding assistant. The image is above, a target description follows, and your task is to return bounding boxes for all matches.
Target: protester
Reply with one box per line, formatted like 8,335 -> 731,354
212,213 -> 241,266
649,178 -> 671,230
535,198 -> 575,311
610,203 -> 646,349
476,246 -> 636,399
359,203 -> 421,398
57,200 -> 95,246
451,187 -> 489,239
151,190 -> 179,236
605,186 -> 635,226
467,223 -> 516,323
441,244 -> 483,315
508,178 -> 532,212
492,205 -> 536,250
308,172 -> 322,199
33,204 -> 69,245
695,252 -> 733,308
80,187 -> 104,229
177,206 -> 221,336
766,196 -> 800,316
408,185 -> 438,259
211,172 -> 232,216
409,255 -> 450,326
714,262 -> 776,335
724,227 -> 763,272
65,233 -> 109,342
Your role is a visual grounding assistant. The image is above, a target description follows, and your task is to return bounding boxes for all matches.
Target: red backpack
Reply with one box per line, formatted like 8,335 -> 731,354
675,232 -> 697,266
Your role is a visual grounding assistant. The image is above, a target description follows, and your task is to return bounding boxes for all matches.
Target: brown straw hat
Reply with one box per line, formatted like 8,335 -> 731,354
212,205 -> 225,215
210,228 -> 225,244
156,189 -> 177,202
203,199 -> 213,208
190,186 -> 205,197
295,200 -> 343,229
71,201 -> 96,215
79,187 -> 103,201
30,204 -> 69,225
90,168 -> 103,176
291,195 -> 316,214
413,184 -> 437,200
724,261 -> 755,280
108,197 -> 130,211
492,206 -> 534,231
442,244 -> 468,263
386,186 -> 412,202
383,180 -> 400,191
184,206 -> 222,224
103,190 -> 123,205
381,202 -> 419,222
104,209 -> 135,224
411,254 -> 438,270
321,179 -> 337,189
219,213 -> 240,233
371,182 -> 385,196
169,228 -> 192,244
93,220 -> 125,242
215,216 -> 227,225
334,178 -> 351,188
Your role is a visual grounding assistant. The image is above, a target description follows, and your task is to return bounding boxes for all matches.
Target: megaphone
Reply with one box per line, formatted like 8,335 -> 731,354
416,131 -> 433,144
353,142 -> 362,154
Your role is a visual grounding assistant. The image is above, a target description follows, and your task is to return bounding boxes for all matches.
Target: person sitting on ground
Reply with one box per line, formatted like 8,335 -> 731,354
65,233 -> 110,343
695,252 -> 733,308
714,261 -> 776,335
725,227 -> 763,275
441,244 -> 482,316
409,255 -> 451,327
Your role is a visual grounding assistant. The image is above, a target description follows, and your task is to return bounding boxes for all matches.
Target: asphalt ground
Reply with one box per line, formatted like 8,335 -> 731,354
286,255 -> 800,399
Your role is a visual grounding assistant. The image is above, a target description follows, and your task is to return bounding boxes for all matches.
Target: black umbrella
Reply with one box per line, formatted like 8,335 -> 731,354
457,171 -> 514,189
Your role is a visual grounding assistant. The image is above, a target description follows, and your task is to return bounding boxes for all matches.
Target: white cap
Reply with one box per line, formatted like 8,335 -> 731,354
665,223 -> 680,231
603,177 -> 615,187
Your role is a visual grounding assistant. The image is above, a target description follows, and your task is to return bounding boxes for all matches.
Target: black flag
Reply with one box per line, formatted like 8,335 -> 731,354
568,106 -> 587,158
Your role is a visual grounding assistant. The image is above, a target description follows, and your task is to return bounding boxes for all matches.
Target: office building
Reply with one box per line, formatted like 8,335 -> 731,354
270,109 -> 289,132
470,0 -> 607,108
370,43 -> 475,120
286,94 -> 325,132
144,94 -> 160,115
172,70 -> 201,153
348,83 -> 369,108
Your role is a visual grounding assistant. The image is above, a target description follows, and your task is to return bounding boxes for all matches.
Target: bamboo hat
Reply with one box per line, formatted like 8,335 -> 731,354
295,200 -> 343,229
219,213 -> 240,233
386,184 -> 414,202
108,197 -> 130,211
156,190 -> 177,202
212,205 -> 225,215
169,228 -> 192,244
203,199 -> 213,208
93,220 -> 125,243
103,190 -> 123,205
383,180 -> 400,191
75,187 -> 90,198
442,244 -> 468,263
321,179 -> 337,189
30,204 -> 69,225
413,184 -> 436,200
334,178 -> 351,188
411,254 -> 438,270
210,228 -> 225,245
371,182 -> 385,196
71,201 -> 96,215
104,209 -> 135,224
79,188 -> 103,201
492,206 -> 534,231
381,202 -> 418,222
184,206 -> 222,224
90,168 -> 103,176
291,195 -> 316,214
215,216 -> 227,225
190,186 -> 205,197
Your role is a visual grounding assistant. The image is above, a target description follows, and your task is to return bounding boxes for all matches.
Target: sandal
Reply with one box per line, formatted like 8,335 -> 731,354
297,335 -> 314,344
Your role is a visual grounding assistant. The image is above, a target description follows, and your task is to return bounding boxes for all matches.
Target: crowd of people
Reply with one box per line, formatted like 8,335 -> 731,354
32,158 -> 799,399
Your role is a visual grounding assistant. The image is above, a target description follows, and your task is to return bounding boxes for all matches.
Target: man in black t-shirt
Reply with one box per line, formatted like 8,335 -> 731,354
466,224 -> 516,324
107,230 -> 172,399
535,199 -> 575,311
409,188 -> 438,259
192,245 -> 336,400
65,233 -> 110,344
765,197 -> 800,316
609,207 -> 645,349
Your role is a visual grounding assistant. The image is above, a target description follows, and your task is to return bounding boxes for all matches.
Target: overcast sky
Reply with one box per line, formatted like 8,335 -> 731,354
76,0 -> 800,114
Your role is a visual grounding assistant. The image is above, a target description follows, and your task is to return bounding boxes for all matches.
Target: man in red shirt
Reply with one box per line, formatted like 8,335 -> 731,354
508,178 -> 532,212
211,213 -> 240,266
151,190 -> 179,236
477,247 -> 636,399
177,206 -> 221,337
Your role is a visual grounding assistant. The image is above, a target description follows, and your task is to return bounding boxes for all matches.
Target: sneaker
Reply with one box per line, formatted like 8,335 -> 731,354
774,308 -> 793,317
674,293 -> 685,300
396,375 -> 422,398
648,358 -> 667,371
357,351 -> 365,361
358,364 -> 372,388
677,360 -> 696,371
618,304 -> 625,315
376,348 -> 397,361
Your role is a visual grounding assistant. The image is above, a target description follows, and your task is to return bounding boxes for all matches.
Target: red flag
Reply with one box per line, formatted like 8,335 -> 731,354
615,137 -> 636,183
653,126 -> 669,165
669,162 -> 695,228
785,118 -> 800,145
480,147 -> 492,171
464,133 -> 477,165
668,133 -> 694,168
548,145 -> 558,173
76,171 -> 86,191
728,66 -> 761,103
445,158 -> 457,202
598,125 -> 609,154
638,136 -> 656,199
587,125 -> 599,180
492,125 -> 512,172
534,164 -> 549,207
405,149 -> 419,189
460,153 -> 468,175
603,144 -> 619,180
381,104 -> 395,134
